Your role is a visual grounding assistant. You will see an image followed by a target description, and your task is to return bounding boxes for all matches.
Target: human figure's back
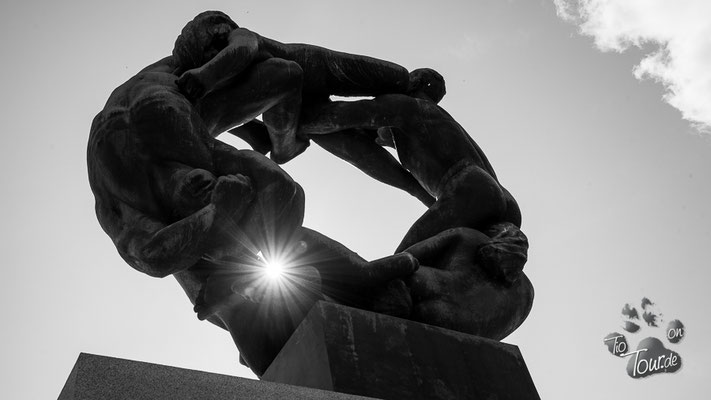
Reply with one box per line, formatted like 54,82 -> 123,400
89,58 -> 217,221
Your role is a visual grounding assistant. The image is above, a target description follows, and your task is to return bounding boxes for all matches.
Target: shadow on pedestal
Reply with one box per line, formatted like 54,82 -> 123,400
262,301 -> 539,400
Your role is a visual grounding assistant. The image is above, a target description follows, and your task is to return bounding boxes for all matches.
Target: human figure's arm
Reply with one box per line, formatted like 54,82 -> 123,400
311,130 -> 435,206
292,227 -> 418,319
97,175 -> 254,278
177,28 -> 261,100
297,67 -> 445,136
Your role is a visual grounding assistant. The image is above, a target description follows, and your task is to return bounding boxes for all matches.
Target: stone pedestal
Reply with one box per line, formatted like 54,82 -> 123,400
262,301 -> 539,400
58,353 -> 375,400
59,302 -> 539,400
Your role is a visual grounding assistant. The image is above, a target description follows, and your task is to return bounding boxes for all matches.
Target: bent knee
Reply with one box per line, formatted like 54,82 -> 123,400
259,58 -> 303,86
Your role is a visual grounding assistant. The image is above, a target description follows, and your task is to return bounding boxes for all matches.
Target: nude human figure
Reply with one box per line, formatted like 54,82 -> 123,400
298,69 -> 533,338
87,14 -> 418,375
299,68 -> 522,252
402,224 -> 533,339
229,120 -> 436,206
172,11 -> 411,164
170,11 -> 433,204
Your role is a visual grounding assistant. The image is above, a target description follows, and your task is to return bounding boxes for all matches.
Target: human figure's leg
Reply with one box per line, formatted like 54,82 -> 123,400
196,58 -> 308,163
298,95 -> 413,136
402,226 -> 533,339
261,60 -> 308,163
395,165 -> 507,253
311,129 -> 435,206
226,120 -> 272,155
404,222 -> 528,286
293,227 -> 417,312
284,44 -> 409,97
403,227 -> 492,306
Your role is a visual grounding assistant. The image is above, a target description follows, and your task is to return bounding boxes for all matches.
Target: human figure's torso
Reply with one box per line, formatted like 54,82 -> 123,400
89,63 -> 214,221
384,97 -> 497,197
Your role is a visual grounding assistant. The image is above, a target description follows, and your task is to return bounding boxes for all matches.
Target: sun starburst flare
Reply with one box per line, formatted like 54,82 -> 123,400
257,250 -> 286,281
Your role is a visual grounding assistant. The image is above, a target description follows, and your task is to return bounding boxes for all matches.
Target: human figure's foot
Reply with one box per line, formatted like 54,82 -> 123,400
270,138 -> 310,164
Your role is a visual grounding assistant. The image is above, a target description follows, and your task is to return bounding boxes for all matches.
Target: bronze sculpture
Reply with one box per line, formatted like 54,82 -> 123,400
299,67 -> 532,339
88,11 -> 533,376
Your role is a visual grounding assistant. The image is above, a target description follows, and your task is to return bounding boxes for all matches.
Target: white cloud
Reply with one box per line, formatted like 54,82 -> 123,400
554,0 -> 711,134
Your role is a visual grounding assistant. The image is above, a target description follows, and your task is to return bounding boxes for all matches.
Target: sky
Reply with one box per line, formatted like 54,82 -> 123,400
1,0 -> 710,398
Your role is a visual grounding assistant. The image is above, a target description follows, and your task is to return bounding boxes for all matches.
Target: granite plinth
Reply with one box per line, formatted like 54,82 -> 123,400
262,301 -> 539,400
58,353 -> 376,400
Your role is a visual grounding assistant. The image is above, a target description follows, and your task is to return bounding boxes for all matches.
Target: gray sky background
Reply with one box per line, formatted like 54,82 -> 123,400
1,0 -> 710,398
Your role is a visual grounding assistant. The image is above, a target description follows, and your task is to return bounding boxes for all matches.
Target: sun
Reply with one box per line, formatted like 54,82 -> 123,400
257,251 -> 285,281
263,259 -> 285,280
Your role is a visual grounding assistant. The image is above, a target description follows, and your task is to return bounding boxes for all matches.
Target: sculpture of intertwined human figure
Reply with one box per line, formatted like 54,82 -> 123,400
88,11 -> 422,375
88,10 -> 533,376
299,68 -> 533,340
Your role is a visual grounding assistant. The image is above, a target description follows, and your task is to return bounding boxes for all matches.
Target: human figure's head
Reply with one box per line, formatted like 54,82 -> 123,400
408,68 -> 446,104
173,11 -> 239,72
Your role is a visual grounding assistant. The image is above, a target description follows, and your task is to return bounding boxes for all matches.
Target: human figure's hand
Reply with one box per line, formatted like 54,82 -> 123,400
210,174 -> 254,220
175,169 -> 215,205
177,70 -> 207,101
160,168 -> 217,219
269,137 -> 310,164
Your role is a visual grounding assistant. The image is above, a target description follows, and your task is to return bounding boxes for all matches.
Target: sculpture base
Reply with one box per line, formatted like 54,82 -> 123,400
58,353 -> 375,400
262,301 -> 539,400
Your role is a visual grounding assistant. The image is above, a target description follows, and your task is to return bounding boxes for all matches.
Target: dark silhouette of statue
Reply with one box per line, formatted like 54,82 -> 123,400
175,11 -> 434,205
87,10 -> 534,377
299,68 -> 533,339
88,11 -> 419,376
173,11 -> 408,162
